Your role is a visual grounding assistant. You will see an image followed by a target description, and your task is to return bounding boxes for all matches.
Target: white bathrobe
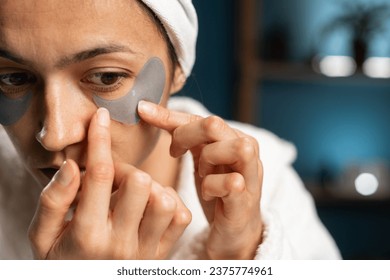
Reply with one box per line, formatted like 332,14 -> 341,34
0,97 -> 341,259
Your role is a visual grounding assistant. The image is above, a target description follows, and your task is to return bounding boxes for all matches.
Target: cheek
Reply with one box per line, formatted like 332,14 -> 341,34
110,121 -> 160,166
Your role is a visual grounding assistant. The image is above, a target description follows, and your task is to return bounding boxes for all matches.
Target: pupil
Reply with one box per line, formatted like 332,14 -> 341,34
101,73 -> 118,85
9,73 -> 29,86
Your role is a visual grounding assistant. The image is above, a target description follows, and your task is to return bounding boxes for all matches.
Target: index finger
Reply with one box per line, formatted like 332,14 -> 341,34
137,100 -> 202,132
75,108 -> 114,226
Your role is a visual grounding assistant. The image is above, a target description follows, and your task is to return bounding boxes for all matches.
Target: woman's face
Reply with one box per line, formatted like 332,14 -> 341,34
0,0 -> 176,186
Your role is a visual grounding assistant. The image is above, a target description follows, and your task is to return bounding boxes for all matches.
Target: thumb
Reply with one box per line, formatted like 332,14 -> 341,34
28,160 -> 80,259
137,100 -> 201,132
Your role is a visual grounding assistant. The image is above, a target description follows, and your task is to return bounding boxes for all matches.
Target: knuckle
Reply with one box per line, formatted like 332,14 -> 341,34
190,114 -> 202,123
74,231 -> 105,254
225,173 -> 246,194
125,170 -> 152,194
235,137 -> 257,162
38,187 -> 59,210
163,186 -> 192,226
249,135 -> 260,154
150,187 -> 177,213
175,208 -> 192,226
202,116 -> 225,138
88,162 -> 114,182
112,246 -> 133,259
158,193 -> 177,213
160,110 -> 174,128
131,170 -> 152,186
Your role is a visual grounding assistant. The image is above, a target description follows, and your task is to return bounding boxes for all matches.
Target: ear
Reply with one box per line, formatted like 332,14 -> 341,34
169,65 -> 186,95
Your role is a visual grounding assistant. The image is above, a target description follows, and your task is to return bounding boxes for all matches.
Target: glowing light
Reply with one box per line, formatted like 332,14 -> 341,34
354,173 -> 379,196
319,56 -> 356,77
363,57 -> 390,78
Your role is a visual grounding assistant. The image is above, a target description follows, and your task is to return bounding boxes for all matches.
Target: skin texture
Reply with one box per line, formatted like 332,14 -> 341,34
0,0 -> 263,259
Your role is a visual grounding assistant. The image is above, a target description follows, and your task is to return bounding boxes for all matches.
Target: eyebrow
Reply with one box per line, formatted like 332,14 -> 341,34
0,44 -> 137,69
0,49 -> 29,65
55,44 -> 137,68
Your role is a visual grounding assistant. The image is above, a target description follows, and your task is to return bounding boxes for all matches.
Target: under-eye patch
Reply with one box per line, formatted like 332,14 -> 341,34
0,90 -> 33,126
93,57 -> 166,125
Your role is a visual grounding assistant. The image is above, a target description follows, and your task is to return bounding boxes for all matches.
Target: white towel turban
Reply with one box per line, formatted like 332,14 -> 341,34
140,0 -> 198,78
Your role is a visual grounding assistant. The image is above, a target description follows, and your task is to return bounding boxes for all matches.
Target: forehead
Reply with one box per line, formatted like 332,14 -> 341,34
1,0 -> 146,22
0,0 -> 163,66
0,0 -> 146,28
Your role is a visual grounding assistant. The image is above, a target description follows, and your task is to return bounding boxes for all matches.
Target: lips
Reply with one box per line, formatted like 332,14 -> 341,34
39,166 -> 87,182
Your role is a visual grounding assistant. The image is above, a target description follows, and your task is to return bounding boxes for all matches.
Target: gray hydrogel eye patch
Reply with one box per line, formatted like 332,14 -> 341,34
0,90 -> 33,126
93,57 -> 166,124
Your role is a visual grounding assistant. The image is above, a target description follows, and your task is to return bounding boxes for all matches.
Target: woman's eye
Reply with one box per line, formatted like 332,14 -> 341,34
0,71 -> 37,98
83,72 -> 128,86
81,70 -> 133,98
0,72 -> 36,87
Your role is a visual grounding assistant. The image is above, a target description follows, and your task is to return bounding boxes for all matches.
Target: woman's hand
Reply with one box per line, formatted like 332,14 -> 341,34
138,101 -> 264,260
28,108 -> 191,259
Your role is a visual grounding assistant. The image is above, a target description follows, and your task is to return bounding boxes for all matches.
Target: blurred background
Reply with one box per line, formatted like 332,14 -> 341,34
179,0 -> 390,259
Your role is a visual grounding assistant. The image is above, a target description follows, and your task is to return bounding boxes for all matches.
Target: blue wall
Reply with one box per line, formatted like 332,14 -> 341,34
262,0 -> 390,60
318,205 -> 390,259
260,79 -> 390,180
177,0 -> 236,119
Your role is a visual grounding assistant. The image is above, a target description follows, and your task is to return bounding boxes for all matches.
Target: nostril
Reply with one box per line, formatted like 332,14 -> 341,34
35,120 -> 46,142
35,127 -> 47,145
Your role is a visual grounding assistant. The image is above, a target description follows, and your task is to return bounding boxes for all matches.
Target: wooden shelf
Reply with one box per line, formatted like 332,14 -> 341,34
306,182 -> 390,209
316,198 -> 390,209
261,61 -> 390,86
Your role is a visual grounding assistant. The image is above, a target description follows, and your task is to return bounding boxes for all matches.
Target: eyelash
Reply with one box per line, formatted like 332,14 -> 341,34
81,72 -> 131,93
0,72 -> 37,97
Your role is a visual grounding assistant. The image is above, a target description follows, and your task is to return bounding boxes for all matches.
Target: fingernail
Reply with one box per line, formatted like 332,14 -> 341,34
53,161 -> 74,187
138,100 -> 157,116
97,107 -> 110,127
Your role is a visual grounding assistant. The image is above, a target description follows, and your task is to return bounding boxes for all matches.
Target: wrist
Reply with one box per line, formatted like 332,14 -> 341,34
206,219 -> 264,260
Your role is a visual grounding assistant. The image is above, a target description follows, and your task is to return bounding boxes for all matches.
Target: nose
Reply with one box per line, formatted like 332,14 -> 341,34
36,81 -> 93,152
